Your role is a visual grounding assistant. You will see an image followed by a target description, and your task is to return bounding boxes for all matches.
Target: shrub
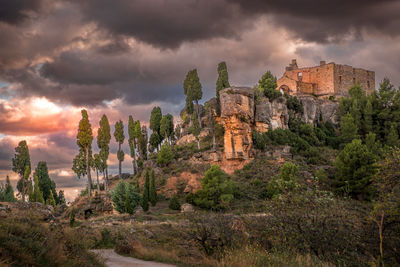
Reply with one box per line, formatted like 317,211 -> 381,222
70,208 -> 76,227
156,143 -> 174,167
95,228 -> 115,249
285,94 -> 303,114
193,165 -> 238,210
266,162 -> 300,198
111,180 -> 141,214
168,195 -> 181,210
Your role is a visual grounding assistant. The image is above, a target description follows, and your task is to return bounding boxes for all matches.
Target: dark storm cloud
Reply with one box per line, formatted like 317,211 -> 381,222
70,0 -> 252,49
0,0 -> 44,24
228,0 -> 400,43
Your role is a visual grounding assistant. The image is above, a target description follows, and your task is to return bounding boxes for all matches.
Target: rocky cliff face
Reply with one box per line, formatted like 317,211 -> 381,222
299,96 -> 339,125
220,87 -> 254,160
255,97 -> 289,132
177,87 -> 339,162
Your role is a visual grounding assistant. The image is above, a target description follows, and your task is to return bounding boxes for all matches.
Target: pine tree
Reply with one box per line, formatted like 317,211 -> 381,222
0,176 -> 16,202
141,170 -> 150,211
334,139 -> 377,200
184,69 -> 202,127
75,109 -> 93,198
98,114 -> 111,190
365,132 -> 381,155
128,115 -> 137,175
114,120 -> 125,177
150,107 -> 162,135
386,123 -> 399,147
168,195 -> 181,210
32,175 -> 44,203
12,140 -> 31,201
149,170 -> 157,206
47,190 -> 56,208
341,113 -> 359,144
216,62 -> 230,111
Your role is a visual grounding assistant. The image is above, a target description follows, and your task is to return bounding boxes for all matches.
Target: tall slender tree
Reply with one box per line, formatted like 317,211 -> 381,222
114,120 -> 125,177
141,170 -> 150,211
12,140 -> 31,201
150,107 -> 162,134
216,62 -> 230,110
128,115 -> 138,175
35,161 -> 56,203
31,175 -> 44,204
188,69 -> 203,127
160,114 -> 174,144
149,170 -> 157,206
75,109 -> 93,198
97,114 -> 111,190
93,153 -> 104,191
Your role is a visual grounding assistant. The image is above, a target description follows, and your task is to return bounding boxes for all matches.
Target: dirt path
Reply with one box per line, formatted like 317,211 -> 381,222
91,249 -> 176,267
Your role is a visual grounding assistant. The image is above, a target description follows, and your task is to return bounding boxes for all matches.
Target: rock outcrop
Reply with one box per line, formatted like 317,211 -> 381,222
299,96 -> 339,125
255,97 -> 289,132
220,87 -> 254,160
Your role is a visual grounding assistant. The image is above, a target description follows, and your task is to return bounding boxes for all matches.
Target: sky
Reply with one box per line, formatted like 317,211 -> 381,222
1,0 -> 400,201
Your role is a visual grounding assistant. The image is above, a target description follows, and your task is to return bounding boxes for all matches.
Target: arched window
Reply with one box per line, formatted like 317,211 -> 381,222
297,72 -> 303,81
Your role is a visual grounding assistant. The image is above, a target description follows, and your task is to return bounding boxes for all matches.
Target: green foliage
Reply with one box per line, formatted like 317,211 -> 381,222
114,120 -> 125,144
285,94 -> 303,114
149,170 -> 157,206
46,190 -> 56,208
160,114 -> 174,141
0,176 -> 16,202
168,195 -> 181,210
141,170 -> 150,211
340,112 -> 359,144
30,175 -> 44,203
334,139 -> 377,200
184,69 -> 202,114
258,71 -> 280,101
386,123 -> 399,147
150,106 -> 162,134
216,61 -> 230,107
111,180 -> 141,214
97,114 -> 111,174
365,132 -> 381,155
35,161 -> 57,203
58,190 -> 66,205
95,228 -> 115,249
117,149 -> 125,163
76,109 -> 93,150
266,162 -> 300,198
149,132 -> 161,151
72,148 -> 87,178
128,115 -> 136,156
157,142 -> 175,167
193,165 -> 237,210
12,140 -> 31,200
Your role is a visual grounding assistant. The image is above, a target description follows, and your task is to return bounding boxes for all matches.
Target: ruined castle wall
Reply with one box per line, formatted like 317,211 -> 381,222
280,63 -> 335,95
277,76 -> 298,94
334,65 -> 375,95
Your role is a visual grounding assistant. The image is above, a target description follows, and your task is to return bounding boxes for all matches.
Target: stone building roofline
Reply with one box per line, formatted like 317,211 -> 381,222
284,60 -> 374,74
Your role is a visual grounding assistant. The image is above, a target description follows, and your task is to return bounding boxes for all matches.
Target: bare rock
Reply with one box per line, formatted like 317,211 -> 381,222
181,203 -> 194,213
255,97 -> 289,131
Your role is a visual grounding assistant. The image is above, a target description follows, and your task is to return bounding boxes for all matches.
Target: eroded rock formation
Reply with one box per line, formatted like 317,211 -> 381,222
255,97 -> 289,132
220,87 -> 254,160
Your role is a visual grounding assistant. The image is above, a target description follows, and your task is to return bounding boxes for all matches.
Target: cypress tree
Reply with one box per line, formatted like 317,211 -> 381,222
141,170 -> 150,211
191,113 -> 201,149
0,176 -> 16,202
47,190 -> 56,208
149,170 -> 157,206
75,110 -> 93,198
386,123 -> 399,147
160,114 -> 174,144
32,175 -> 44,204
114,120 -> 125,177
150,107 -> 162,135
191,70 -> 203,127
149,132 -> 161,152
93,153 -> 104,191
58,190 -> 66,205
35,161 -> 54,202
216,62 -> 230,110
340,113 -> 359,144
98,114 -> 111,190
12,140 -> 31,202
128,115 -> 137,175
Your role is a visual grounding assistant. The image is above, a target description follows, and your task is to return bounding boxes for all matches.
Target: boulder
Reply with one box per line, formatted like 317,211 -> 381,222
299,96 -> 339,125
181,203 -> 194,213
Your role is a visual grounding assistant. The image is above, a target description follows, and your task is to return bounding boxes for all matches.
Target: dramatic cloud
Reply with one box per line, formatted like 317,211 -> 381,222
1,0 -> 400,200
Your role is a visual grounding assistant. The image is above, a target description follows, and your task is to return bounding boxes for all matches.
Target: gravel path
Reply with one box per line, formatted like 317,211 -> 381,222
91,249 -> 176,267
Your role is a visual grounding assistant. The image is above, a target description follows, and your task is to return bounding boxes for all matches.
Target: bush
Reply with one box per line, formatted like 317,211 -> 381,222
168,195 -> 181,210
285,94 -> 303,114
111,180 -> 141,214
70,208 -> 76,227
193,165 -> 238,210
156,143 -> 174,167
95,228 -> 115,249
266,162 -> 300,198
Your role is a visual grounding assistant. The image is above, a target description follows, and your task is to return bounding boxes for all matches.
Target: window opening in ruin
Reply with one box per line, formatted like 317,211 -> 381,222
367,81 -> 370,88
353,78 -> 356,84
339,76 -> 342,84
297,72 -> 303,81
353,69 -> 355,75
